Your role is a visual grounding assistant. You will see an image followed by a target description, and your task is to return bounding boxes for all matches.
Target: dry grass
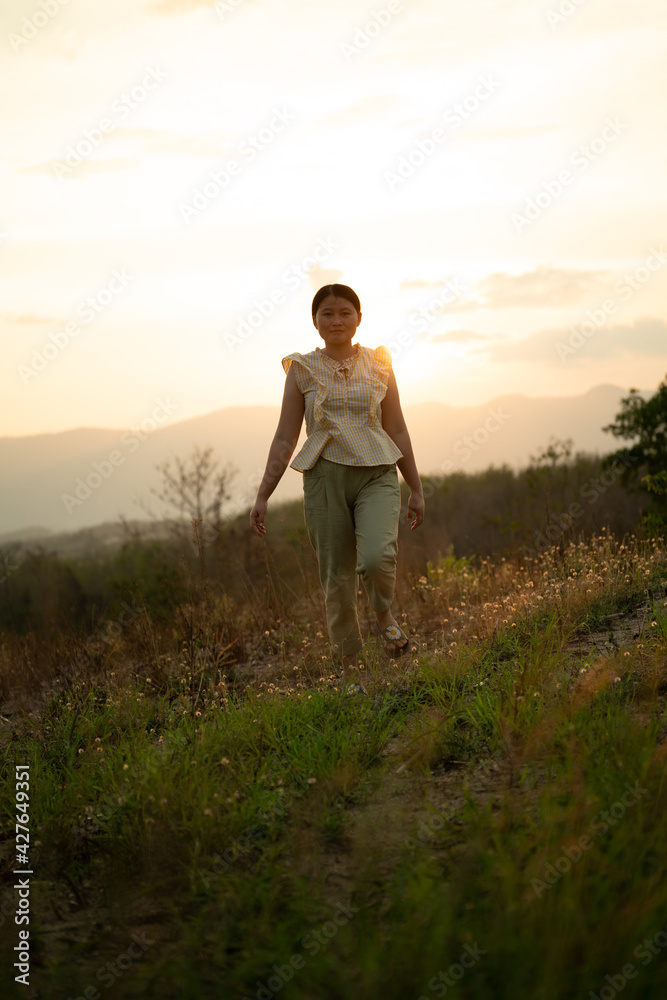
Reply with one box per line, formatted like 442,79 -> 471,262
1,531 -> 665,723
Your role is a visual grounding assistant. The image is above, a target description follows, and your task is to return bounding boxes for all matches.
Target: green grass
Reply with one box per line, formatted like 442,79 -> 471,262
2,536 -> 667,998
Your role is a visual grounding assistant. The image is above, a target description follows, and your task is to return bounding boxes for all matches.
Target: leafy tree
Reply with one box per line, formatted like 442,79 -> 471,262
603,375 -> 667,490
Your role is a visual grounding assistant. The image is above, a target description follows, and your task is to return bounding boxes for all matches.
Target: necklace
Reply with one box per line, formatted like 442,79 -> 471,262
318,344 -> 359,364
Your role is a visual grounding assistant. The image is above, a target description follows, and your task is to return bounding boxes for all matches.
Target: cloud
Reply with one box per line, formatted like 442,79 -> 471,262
20,125 -> 244,179
474,265 -> 611,309
401,277 -> 449,291
490,317 -> 667,366
401,265 -> 612,312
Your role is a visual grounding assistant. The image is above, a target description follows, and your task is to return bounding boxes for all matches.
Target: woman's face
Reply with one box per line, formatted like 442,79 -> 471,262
313,294 -> 362,343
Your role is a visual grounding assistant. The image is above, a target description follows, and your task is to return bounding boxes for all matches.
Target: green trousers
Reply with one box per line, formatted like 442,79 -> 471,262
303,456 -> 402,657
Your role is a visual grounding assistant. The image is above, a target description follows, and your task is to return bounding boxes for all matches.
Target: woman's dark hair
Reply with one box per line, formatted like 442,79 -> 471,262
311,284 -> 361,319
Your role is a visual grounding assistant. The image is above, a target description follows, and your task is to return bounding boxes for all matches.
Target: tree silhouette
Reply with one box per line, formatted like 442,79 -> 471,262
148,445 -> 238,544
603,374 -> 667,492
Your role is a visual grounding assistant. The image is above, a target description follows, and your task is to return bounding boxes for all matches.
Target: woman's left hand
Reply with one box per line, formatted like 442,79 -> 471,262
407,491 -> 425,530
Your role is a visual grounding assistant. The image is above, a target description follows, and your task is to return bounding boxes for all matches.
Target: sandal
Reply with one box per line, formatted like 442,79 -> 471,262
375,621 -> 409,656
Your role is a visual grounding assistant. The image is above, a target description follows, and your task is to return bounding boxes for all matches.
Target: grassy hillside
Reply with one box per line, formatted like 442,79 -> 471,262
1,456 -> 666,998
0,451 -> 650,638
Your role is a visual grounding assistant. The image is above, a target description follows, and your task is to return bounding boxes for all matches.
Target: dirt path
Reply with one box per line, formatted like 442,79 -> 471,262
286,600 -> 665,909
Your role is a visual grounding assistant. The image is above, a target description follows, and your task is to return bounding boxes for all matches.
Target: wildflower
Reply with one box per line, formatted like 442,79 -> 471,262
221,758 -> 230,765
307,778 -> 317,784
203,808 -> 213,816
123,763 -> 129,770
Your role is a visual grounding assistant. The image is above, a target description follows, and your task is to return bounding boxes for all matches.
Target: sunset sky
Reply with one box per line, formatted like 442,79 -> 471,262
2,0 -> 667,438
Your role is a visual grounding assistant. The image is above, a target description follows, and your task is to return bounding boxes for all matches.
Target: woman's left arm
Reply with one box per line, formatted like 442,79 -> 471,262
381,369 -> 425,530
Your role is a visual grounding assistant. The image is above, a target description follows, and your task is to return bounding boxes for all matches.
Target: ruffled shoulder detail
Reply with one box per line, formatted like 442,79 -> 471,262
371,345 -> 394,385
281,351 -> 304,374
281,353 -> 314,394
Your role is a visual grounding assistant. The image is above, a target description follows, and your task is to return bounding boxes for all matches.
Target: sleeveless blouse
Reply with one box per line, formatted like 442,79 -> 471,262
281,343 -> 403,471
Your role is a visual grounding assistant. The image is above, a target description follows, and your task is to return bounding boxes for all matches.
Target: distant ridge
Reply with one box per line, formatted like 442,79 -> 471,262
0,385 -> 646,538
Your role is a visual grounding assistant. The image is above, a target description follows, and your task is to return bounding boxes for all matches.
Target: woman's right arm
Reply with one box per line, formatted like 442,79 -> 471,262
249,365 -> 305,536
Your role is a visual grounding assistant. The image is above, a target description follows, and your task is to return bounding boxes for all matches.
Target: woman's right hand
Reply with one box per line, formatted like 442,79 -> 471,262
250,498 -> 267,536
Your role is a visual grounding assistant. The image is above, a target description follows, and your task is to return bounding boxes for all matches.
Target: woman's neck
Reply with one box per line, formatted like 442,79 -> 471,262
318,341 -> 357,362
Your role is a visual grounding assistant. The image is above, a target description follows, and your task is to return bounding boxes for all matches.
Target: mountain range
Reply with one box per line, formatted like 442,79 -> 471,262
0,384 -> 637,540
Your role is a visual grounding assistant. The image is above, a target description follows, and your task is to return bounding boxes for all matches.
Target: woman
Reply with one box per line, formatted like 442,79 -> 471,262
249,283 -> 425,691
